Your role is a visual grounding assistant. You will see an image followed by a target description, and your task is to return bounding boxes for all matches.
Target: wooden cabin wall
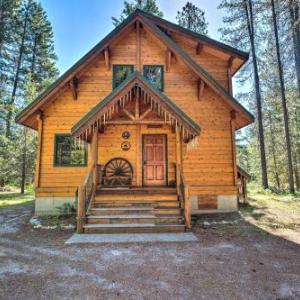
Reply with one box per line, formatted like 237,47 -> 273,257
97,125 -> 175,186
36,26 -> 236,200
171,33 -> 230,91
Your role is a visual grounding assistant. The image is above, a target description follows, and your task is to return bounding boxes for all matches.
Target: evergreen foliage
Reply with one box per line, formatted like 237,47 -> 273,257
176,1 -> 208,35
112,0 -> 163,26
0,0 -> 58,192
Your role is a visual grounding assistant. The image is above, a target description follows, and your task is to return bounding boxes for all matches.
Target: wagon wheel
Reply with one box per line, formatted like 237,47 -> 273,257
103,158 -> 133,186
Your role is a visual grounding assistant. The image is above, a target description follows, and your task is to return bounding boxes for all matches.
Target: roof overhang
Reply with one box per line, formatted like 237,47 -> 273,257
71,71 -> 201,142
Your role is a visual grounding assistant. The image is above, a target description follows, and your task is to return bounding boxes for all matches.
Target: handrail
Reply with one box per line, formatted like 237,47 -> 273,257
77,163 -> 96,233
176,163 -> 191,230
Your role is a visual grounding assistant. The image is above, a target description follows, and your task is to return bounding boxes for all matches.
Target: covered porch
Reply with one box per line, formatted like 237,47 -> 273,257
71,72 -> 201,233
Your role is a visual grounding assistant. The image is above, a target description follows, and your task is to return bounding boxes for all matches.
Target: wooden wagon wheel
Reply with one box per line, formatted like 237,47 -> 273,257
103,158 -> 133,186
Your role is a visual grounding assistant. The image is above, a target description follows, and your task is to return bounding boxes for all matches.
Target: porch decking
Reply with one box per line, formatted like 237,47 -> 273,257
83,187 -> 185,233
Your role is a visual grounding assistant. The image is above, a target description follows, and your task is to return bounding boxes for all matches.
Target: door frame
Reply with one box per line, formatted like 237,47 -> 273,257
142,134 -> 168,187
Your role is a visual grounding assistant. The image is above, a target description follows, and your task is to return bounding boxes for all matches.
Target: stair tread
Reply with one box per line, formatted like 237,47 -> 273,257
87,214 -> 180,219
90,206 -> 180,210
84,223 -> 184,228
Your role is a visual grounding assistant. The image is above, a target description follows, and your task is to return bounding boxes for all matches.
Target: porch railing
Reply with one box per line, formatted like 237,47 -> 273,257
175,163 -> 191,230
77,163 -> 97,233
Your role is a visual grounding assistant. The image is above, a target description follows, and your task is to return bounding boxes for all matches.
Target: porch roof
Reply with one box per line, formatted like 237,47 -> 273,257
71,71 -> 201,141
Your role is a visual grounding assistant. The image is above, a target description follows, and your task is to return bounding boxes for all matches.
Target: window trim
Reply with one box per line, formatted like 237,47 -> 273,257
112,64 -> 134,89
143,65 -> 164,91
53,133 -> 88,167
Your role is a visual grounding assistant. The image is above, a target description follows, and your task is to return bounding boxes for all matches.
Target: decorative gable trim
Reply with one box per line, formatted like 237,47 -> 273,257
71,71 -> 201,142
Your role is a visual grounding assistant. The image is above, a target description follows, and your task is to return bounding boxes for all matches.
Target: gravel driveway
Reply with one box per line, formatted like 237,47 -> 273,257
0,202 -> 300,300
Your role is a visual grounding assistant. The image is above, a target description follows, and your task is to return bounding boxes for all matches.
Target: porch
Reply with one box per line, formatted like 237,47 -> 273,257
72,72 -> 201,233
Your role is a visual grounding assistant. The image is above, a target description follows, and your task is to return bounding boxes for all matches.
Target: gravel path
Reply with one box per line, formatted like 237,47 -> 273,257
0,203 -> 300,300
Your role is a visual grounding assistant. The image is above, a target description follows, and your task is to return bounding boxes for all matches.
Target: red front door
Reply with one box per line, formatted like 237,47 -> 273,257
143,135 -> 167,186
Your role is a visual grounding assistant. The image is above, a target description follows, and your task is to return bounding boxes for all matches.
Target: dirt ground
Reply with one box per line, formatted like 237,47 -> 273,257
0,197 -> 300,300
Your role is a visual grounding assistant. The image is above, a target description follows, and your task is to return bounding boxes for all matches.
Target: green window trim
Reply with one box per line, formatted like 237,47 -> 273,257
143,65 -> 164,91
53,134 -> 88,167
113,64 -> 134,89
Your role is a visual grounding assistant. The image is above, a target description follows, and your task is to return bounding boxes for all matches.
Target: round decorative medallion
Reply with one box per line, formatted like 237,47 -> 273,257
122,131 -> 130,139
121,141 -> 131,151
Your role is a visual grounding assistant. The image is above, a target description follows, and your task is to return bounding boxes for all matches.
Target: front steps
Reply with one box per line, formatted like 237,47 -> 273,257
83,188 -> 186,233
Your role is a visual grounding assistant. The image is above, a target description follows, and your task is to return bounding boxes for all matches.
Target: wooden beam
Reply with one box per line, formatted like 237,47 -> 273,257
69,77 -> 78,100
104,47 -> 110,70
122,107 -> 135,120
197,79 -> 205,101
136,125 -> 141,186
34,112 -> 43,188
135,88 -> 140,119
105,120 -> 165,125
139,107 -> 152,120
227,57 -> 235,95
91,130 -> 98,186
196,42 -> 203,55
230,110 -> 237,186
166,49 -> 172,72
136,20 -> 141,71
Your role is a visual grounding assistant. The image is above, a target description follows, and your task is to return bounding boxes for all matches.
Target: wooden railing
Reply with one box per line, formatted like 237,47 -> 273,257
77,163 -> 97,233
175,163 -> 191,230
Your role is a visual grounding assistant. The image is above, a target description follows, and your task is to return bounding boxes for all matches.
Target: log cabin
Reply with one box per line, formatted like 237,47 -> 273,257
16,9 -> 254,233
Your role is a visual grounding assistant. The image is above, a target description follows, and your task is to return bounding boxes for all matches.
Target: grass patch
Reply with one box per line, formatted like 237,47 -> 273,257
241,193 -> 300,232
0,192 -> 34,208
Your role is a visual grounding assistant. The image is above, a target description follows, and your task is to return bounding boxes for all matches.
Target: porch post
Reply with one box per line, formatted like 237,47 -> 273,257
175,129 -> 182,194
35,112 -> 43,188
136,125 -> 142,186
91,130 -> 98,186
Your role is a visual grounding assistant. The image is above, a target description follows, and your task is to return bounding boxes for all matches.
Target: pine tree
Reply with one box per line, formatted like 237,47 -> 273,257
219,0 -> 269,189
176,1 -> 208,35
270,0 -> 295,193
112,0 -> 163,26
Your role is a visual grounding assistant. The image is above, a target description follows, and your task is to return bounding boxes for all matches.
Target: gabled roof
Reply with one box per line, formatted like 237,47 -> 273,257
137,9 -> 249,62
16,9 -> 253,130
71,71 -> 201,139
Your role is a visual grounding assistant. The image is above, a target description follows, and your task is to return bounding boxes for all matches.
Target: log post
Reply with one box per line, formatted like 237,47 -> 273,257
77,184 -> 85,233
175,130 -> 182,195
184,185 -> 191,230
230,110 -> 237,186
35,112 -> 43,188
91,130 -> 98,186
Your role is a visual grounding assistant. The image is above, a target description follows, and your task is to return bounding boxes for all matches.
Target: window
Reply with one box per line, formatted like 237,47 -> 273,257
54,134 -> 87,167
143,65 -> 164,91
113,65 -> 134,89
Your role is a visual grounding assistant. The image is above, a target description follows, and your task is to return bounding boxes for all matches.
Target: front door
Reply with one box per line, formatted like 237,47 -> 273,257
143,135 -> 167,186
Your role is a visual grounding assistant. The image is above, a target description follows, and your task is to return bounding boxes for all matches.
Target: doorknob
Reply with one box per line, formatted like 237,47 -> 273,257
143,161 -> 147,165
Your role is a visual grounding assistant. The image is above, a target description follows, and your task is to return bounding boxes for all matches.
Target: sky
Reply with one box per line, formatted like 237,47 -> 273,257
40,0 -> 225,74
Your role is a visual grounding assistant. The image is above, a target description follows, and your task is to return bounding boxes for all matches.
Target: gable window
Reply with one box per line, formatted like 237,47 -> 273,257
113,65 -> 134,89
143,65 -> 164,91
54,134 -> 87,167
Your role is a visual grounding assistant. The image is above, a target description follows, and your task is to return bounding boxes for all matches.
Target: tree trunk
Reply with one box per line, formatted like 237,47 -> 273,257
244,0 -> 269,189
271,0 -> 295,193
289,0 -> 300,95
20,128 -> 27,194
5,3 -> 30,137
268,113 -> 281,189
